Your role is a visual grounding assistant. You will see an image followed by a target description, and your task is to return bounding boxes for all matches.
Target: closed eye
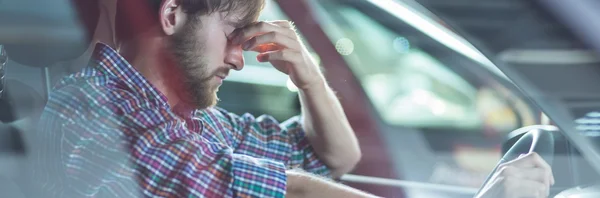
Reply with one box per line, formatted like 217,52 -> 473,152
225,33 -> 234,42
225,29 -> 237,41
224,30 -> 232,39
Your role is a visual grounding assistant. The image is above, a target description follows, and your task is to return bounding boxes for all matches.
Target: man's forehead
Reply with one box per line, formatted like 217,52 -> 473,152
220,11 -> 258,28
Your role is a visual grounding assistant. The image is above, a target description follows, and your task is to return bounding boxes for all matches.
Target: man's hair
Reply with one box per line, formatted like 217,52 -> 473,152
116,0 -> 265,41
150,0 -> 265,26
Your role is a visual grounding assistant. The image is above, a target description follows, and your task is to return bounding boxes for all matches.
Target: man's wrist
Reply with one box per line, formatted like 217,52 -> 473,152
286,170 -> 309,197
285,170 -> 379,198
298,76 -> 327,94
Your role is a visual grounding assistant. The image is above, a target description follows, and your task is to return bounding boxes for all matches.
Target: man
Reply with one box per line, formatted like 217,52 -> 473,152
34,0 -> 553,197
36,0 -> 366,197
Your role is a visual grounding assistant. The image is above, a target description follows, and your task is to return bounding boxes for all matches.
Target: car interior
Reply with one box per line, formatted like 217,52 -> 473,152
2,0 -> 600,197
0,0 -> 90,197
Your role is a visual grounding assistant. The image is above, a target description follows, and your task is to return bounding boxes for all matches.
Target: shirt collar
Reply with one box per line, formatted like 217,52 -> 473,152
90,42 -> 200,118
90,42 -> 169,107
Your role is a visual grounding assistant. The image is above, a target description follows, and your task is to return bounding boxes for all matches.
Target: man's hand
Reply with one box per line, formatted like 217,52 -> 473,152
477,152 -> 555,198
230,20 -> 323,90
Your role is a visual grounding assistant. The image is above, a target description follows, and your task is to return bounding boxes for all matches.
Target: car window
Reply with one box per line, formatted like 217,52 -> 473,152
310,1 -> 522,132
306,0 -> 538,190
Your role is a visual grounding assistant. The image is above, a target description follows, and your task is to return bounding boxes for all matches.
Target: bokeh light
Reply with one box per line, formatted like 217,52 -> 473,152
335,38 -> 355,56
310,52 -> 321,65
393,37 -> 410,53
286,78 -> 298,92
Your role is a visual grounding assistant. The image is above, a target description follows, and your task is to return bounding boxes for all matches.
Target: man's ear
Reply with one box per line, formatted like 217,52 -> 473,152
159,0 -> 185,36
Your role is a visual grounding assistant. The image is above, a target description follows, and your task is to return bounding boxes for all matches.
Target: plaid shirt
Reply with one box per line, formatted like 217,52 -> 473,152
35,43 -> 330,198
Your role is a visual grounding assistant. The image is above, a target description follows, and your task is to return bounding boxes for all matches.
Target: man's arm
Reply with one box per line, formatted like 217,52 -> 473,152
202,108 -> 332,176
298,78 -> 361,177
232,20 -> 361,178
286,170 -> 379,198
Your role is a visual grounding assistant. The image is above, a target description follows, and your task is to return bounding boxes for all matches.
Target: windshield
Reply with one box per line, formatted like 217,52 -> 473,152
312,0 -> 519,129
413,0 -> 600,192
309,0 -> 536,191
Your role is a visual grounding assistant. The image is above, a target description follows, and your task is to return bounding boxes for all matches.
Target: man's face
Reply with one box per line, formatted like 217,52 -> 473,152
168,13 -> 245,109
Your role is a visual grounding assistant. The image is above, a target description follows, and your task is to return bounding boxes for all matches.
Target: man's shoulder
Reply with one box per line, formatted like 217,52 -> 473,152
46,68 -> 159,118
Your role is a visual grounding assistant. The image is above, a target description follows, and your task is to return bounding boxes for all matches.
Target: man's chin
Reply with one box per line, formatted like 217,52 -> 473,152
192,92 -> 219,110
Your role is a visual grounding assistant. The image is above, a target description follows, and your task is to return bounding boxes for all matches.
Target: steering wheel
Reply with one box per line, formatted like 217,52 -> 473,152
476,125 -> 557,196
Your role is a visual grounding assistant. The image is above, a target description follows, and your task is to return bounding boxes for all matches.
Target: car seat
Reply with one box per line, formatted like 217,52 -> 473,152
0,0 -> 94,197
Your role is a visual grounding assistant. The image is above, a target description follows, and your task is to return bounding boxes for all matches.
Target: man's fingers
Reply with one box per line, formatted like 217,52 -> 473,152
271,21 -> 299,40
504,177 -> 549,198
513,153 -> 549,169
231,21 -> 296,45
483,154 -> 554,198
242,32 -> 299,51
257,49 -> 301,63
498,166 -> 552,187
251,43 -> 281,53
511,153 -> 555,185
270,20 -> 293,28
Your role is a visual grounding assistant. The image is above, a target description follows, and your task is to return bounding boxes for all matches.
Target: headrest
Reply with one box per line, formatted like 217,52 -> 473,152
0,0 -> 95,67
4,42 -> 89,68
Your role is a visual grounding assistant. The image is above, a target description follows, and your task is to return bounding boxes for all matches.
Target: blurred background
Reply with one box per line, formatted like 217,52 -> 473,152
1,0 -> 571,197
222,1 -> 538,197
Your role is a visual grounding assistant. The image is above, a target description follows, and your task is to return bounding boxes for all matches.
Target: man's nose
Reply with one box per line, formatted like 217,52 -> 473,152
225,45 -> 244,71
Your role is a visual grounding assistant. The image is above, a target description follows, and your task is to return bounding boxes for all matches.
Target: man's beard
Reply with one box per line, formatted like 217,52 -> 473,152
169,20 -> 218,110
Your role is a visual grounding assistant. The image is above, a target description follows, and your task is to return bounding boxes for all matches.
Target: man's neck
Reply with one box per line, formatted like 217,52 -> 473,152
118,35 -> 186,109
